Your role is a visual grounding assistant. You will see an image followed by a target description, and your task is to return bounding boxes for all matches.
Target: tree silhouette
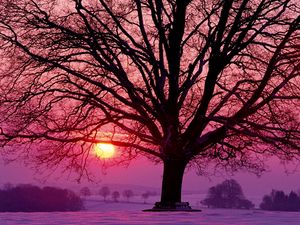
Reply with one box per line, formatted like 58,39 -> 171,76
0,184 -> 83,212
287,191 -> 300,211
123,189 -> 134,202
98,186 -> 110,201
111,191 -> 120,202
260,190 -> 300,211
142,192 -> 150,204
0,0 -> 299,210
202,179 -> 254,209
80,187 -> 91,197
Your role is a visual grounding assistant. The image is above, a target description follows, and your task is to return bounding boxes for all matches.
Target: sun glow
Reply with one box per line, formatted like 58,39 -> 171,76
94,143 -> 115,159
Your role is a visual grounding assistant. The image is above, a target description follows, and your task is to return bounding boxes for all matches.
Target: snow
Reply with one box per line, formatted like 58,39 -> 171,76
1,207 -> 300,225
1,195 -> 300,224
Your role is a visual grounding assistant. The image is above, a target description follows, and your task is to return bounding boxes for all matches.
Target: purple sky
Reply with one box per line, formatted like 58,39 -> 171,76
1,157 -> 300,199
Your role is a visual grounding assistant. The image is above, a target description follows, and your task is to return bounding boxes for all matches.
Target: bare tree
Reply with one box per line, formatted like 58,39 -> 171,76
79,187 -> 91,197
142,191 -> 150,204
111,191 -> 120,202
0,0 -> 299,210
123,189 -> 134,202
98,186 -> 110,201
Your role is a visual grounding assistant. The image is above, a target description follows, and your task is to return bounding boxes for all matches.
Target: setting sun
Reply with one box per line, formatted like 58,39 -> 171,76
94,143 -> 115,159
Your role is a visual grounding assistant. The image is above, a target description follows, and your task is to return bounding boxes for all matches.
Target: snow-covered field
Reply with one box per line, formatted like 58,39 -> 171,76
1,196 -> 300,225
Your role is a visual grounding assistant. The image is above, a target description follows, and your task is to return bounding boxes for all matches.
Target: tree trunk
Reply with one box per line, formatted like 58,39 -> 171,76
143,159 -> 201,211
160,159 -> 186,204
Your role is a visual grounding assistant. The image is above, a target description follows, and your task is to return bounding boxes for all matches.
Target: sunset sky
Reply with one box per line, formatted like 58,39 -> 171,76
1,156 -> 300,198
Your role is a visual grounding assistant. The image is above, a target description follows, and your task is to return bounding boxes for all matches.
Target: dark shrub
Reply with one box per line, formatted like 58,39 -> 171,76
0,184 -> 83,212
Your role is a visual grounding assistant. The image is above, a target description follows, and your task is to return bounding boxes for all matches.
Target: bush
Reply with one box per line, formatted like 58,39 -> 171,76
201,179 -> 254,209
260,190 -> 300,211
0,184 -> 84,212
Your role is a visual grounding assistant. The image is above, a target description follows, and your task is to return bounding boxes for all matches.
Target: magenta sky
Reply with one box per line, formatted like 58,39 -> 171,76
1,157 -> 300,199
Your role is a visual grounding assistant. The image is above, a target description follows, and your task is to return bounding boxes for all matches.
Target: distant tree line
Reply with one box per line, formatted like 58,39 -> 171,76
201,179 -> 254,209
0,184 -> 83,212
80,186 -> 157,203
202,179 -> 300,212
260,190 -> 300,212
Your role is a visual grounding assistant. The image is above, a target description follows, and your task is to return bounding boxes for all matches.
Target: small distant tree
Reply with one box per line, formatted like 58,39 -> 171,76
80,187 -> 91,198
98,186 -> 110,201
260,190 -> 300,211
202,179 -> 254,209
123,190 -> 134,202
111,191 -> 120,202
141,192 -> 150,204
